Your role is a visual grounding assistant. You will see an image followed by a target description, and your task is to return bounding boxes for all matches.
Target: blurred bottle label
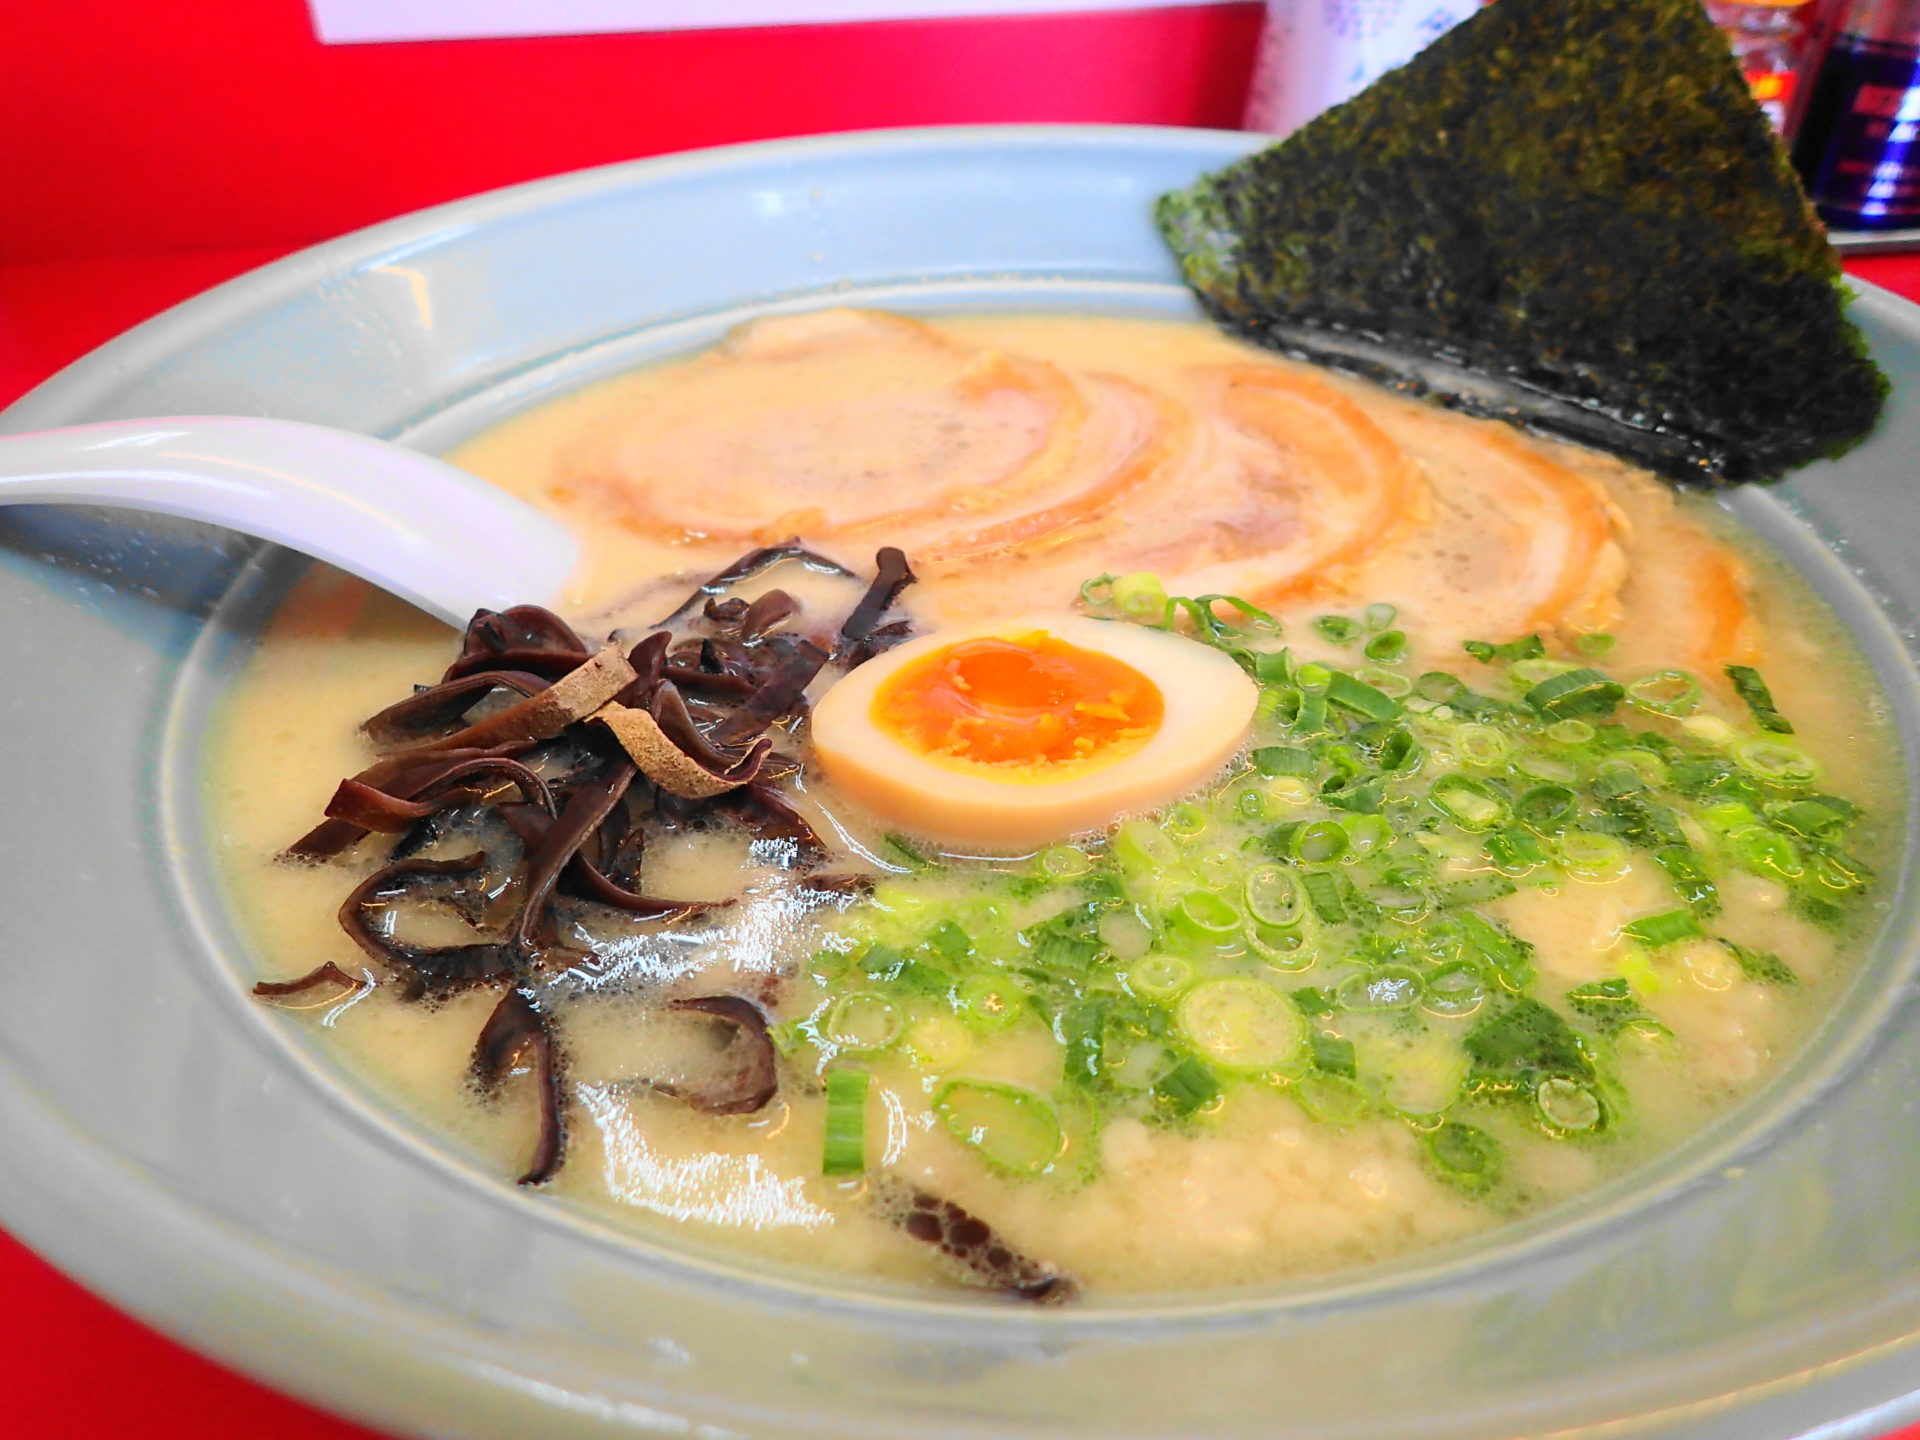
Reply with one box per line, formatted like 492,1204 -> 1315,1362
1707,0 -> 1815,131
1243,0 -> 1478,137
1792,0 -> 1920,227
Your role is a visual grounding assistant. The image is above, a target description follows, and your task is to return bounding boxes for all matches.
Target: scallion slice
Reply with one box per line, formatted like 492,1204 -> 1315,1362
822,1069 -> 870,1176
1734,739 -> 1820,785
1301,869 -> 1347,924
1244,864 -> 1305,928
1524,668 -> 1625,721
1177,978 -> 1306,1071
934,1079 -> 1064,1175
1626,669 -> 1702,716
1253,744 -> 1314,778
1291,820 -> 1351,865
1155,1056 -> 1221,1117
1516,782 -> 1577,833
1335,966 -> 1424,1012
1363,629 -> 1409,665
1313,615 -> 1361,645
1125,953 -> 1194,1002
1365,602 -> 1398,632
1325,670 -> 1405,721
826,992 -> 904,1052
1622,907 -> 1705,947
1557,829 -> 1631,882
1535,1076 -> 1603,1134
1430,774 -> 1511,832
1425,1121 -> 1501,1191
1725,664 -> 1794,734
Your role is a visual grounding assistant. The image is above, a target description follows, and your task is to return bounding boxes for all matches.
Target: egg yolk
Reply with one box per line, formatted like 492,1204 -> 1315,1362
869,631 -> 1165,779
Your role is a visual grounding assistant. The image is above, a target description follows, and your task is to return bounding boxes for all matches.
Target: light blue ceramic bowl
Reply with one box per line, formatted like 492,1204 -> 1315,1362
2,126 -> 1919,1440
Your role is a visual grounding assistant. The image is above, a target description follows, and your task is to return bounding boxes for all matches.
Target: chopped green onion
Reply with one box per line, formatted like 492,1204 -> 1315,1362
1171,889 -> 1241,941
1289,985 -> 1338,1017
1430,774 -> 1511,832
1107,571 -> 1167,619
1155,1056 -> 1221,1117
1244,864 -> 1305,928
1734,739 -> 1820,785
1364,602 -> 1398,632
1557,829 -> 1631,882
1301,870 -> 1347,924
1725,664 -> 1794,734
1456,910 -> 1538,992
1546,718 -> 1596,745
1652,845 -> 1720,916
1354,665 -> 1414,697
1486,827 -> 1550,875
1416,671 -> 1466,701
1308,1031 -> 1357,1078
1436,874 -> 1519,909
1163,802 -> 1210,838
1574,633 -> 1617,657
1313,615 -> 1361,645
1516,783 -> 1577,833
1291,820 -> 1351,865
1463,634 -> 1544,665
1338,812 -> 1393,859
1535,1076 -> 1603,1133
1247,921 -> 1315,971
882,833 -> 934,870
1728,826 -> 1803,881
1335,966 -> 1424,1012
1295,662 -> 1334,692
1453,723 -> 1512,767
1510,657 -> 1578,687
1326,670 -> 1405,720
1724,940 -> 1797,985
1423,962 -> 1490,1018
1113,819 -> 1178,869
958,974 -> 1031,1032
1125,953 -> 1194,1002
1294,1071 -> 1371,1125
1378,728 -> 1426,773
1362,629 -> 1409,665
1253,744 -> 1314,777
927,920 -> 972,964
822,1069 -> 870,1176
1036,844 -> 1094,880
1425,1121 -> 1501,1190
1177,978 -> 1306,1071
934,1080 -> 1063,1175
1765,798 -> 1853,839
1252,648 -> 1294,685
826,992 -> 904,1052
1525,668 -> 1625,721
1626,669 -> 1702,716
1622,907 -> 1705,947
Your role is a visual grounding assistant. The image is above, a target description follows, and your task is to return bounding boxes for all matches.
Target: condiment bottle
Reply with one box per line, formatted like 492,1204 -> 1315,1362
1706,0 -> 1817,131
1243,0 -> 1479,138
1791,0 -> 1920,227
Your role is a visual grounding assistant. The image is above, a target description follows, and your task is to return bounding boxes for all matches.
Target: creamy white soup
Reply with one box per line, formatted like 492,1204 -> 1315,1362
210,311 -> 1898,1299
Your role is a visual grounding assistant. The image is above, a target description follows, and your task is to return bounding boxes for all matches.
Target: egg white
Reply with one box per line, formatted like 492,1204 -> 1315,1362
809,612 -> 1258,850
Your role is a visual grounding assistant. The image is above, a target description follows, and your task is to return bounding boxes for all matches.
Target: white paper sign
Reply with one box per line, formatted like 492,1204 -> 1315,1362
309,0 -> 1224,46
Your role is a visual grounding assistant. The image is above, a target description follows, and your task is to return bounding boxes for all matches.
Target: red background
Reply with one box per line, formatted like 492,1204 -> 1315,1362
2,2 -> 1917,1436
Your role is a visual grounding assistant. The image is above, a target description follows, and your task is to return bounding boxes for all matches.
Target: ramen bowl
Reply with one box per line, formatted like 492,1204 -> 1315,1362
2,126 -> 1918,1440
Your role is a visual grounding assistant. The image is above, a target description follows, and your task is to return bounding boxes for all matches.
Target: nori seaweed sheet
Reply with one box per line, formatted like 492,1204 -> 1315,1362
1156,0 -> 1887,485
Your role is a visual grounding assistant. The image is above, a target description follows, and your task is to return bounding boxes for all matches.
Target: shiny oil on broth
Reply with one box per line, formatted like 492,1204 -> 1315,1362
209,311 -> 1901,1297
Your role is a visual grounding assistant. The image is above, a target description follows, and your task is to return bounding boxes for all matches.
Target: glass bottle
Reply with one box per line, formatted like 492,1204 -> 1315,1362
1791,0 -> 1920,227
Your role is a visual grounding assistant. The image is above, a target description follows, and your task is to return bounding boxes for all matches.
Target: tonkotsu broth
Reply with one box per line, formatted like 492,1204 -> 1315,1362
210,311 -> 1900,1296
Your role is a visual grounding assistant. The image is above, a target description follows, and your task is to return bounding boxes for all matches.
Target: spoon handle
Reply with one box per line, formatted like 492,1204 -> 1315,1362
0,417 -> 580,627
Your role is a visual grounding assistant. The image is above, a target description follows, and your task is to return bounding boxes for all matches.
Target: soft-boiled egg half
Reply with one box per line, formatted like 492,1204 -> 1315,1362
810,613 -> 1258,850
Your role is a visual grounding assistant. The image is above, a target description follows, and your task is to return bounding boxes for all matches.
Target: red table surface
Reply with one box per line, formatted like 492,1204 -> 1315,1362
4,241 -> 1920,1440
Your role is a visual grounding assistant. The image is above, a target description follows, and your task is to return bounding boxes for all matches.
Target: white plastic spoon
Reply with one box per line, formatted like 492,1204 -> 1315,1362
0,417 -> 581,626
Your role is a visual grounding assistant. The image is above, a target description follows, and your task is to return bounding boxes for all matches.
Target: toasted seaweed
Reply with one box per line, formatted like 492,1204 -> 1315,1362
1155,0 -> 1888,485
